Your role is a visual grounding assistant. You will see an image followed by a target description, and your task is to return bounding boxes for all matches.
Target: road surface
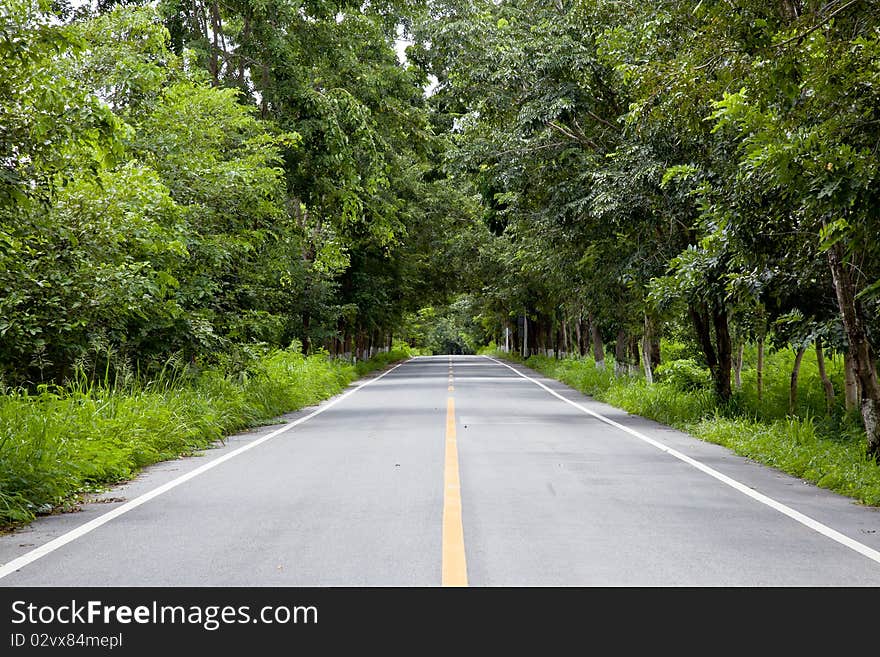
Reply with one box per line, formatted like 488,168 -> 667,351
2,355 -> 880,586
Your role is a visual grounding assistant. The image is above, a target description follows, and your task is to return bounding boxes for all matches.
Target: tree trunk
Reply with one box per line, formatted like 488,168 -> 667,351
789,345 -> 806,415
301,311 -> 311,354
260,64 -> 270,118
555,321 -> 563,359
828,241 -> 880,459
642,313 -> 654,384
650,333 -> 661,371
195,1 -> 216,84
208,0 -> 222,86
778,0 -> 802,22
689,303 -> 718,373
581,316 -> 590,357
614,329 -> 628,377
532,319 -> 538,356
522,315 -> 529,359
238,15 -> 251,86
844,350 -> 859,412
539,318 -> 547,356
757,335 -> 765,403
815,338 -> 835,415
734,342 -> 744,389
590,315 -> 604,369
545,318 -> 552,356
712,307 -> 732,402
641,337 -> 653,383
689,302 -> 732,402
629,335 -> 640,376
561,317 -> 569,358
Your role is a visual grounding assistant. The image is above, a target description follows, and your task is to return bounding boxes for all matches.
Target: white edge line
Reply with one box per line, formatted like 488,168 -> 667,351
484,355 -> 880,566
0,360 -> 409,580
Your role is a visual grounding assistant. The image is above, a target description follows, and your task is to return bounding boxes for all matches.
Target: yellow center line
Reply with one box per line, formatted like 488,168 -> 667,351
442,396 -> 468,587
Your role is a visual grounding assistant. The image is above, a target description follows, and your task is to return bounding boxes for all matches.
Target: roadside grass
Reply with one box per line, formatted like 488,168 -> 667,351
0,344 -> 414,530
481,346 -> 880,507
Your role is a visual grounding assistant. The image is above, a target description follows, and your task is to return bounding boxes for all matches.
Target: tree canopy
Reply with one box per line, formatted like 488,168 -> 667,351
3,0 -> 880,458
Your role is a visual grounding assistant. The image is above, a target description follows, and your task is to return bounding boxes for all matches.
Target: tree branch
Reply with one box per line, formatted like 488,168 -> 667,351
491,141 -> 570,158
775,0 -> 860,48
583,110 -> 620,133
548,120 -> 600,150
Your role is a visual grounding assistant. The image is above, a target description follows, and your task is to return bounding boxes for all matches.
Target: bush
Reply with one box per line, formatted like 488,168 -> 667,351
659,339 -> 704,363
654,358 -> 712,391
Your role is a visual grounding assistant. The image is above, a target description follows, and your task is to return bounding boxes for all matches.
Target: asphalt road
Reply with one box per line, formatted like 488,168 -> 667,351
2,354 -> 880,586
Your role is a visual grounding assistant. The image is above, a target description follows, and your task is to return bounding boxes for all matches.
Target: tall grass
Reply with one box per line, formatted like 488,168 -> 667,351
731,343 -> 848,422
0,344 -> 413,529
486,344 -> 880,507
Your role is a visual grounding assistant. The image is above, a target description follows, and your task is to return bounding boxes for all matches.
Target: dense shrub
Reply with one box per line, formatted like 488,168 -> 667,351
654,358 -> 712,391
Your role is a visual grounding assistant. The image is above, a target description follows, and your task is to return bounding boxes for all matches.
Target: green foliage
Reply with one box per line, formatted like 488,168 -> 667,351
416,0 -> 880,454
659,339 -> 702,363
521,353 -> 714,427
691,415 -> 880,506
6,0 -> 880,527
0,162 -> 186,380
354,343 -> 418,375
733,344 -> 846,422
0,0 -> 123,208
402,296 -> 486,355
654,359 -> 713,392
1,2 -> 447,386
